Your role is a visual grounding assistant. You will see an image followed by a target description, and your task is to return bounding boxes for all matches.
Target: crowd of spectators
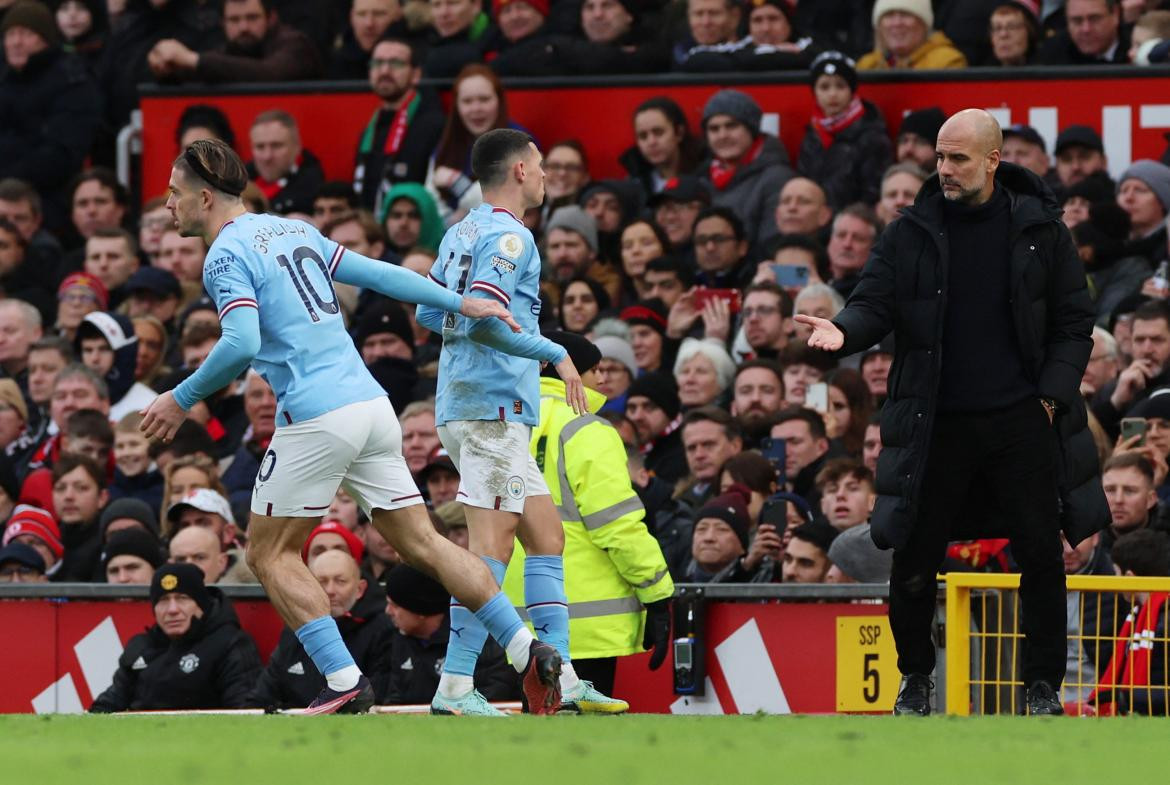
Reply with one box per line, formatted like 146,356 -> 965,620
2,0 -> 1170,712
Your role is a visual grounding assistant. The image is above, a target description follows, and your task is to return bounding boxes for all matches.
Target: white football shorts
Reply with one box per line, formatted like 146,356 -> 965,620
437,419 -> 549,514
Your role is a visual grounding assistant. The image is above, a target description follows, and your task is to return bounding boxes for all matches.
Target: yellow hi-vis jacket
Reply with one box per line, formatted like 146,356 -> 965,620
502,377 -> 675,659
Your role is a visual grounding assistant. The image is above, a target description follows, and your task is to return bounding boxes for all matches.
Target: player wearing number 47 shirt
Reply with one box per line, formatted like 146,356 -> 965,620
141,139 -> 568,717
417,129 -> 628,716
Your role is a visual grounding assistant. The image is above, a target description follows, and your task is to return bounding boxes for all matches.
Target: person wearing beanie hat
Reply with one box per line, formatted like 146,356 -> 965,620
385,563 -> 451,617
896,106 -> 946,172
102,527 -> 163,585
301,520 -> 366,565
56,272 -> 108,341
99,497 -> 161,541
539,330 -> 602,382
4,504 -> 64,573
0,542 -> 47,582
781,519 -> 837,583
827,522 -> 892,583
91,561 -> 263,712
353,299 -> 415,363
798,50 -> 893,210
1060,171 -> 1117,229
2,2 -> 62,53
1037,0 -> 1130,66
493,0 -> 550,47
1118,160 -> 1170,255
545,205 -> 599,283
625,371 -> 687,484
75,311 -> 157,421
592,334 -> 637,409
247,548 -> 396,711
686,489 -> 752,581
859,0 -> 966,71
700,88 -> 794,250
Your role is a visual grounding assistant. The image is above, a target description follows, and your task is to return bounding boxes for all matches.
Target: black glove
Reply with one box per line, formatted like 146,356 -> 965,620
642,599 -> 671,671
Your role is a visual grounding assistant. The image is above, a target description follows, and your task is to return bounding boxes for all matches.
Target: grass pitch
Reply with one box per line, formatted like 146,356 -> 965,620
3,713 -> 1164,785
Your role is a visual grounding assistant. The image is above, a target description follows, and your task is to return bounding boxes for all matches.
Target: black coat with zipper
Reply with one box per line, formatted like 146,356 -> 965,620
832,162 -> 1105,551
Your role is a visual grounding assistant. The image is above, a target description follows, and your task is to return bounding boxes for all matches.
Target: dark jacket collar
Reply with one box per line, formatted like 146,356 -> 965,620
903,161 -> 1061,234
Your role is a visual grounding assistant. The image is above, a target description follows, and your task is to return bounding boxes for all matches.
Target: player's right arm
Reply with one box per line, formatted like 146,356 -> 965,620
415,254 -> 448,335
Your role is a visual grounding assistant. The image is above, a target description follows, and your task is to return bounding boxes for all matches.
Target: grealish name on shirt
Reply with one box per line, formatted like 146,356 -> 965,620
252,221 -> 309,254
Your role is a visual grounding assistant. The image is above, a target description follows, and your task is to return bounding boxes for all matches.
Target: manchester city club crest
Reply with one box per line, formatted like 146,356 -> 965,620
506,476 -> 525,500
178,653 -> 200,674
498,233 -> 523,259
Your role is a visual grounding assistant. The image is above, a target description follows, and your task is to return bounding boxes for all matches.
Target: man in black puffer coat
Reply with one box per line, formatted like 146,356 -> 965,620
90,563 -> 261,712
799,110 -> 1104,717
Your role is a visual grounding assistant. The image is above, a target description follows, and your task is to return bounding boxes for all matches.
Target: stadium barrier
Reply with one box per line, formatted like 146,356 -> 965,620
137,66 -> 1170,203
944,573 -> 1170,717
0,583 -> 902,715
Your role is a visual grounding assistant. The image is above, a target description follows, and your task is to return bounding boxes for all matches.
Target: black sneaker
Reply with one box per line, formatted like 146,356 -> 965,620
304,675 -> 375,715
1025,681 -> 1065,716
893,673 -> 933,716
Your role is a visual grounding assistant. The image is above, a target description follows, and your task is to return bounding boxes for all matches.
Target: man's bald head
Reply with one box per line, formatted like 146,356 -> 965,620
168,525 -> 228,583
938,109 -> 1003,157
310,548 -> 365,617
936,109 -> 1003,205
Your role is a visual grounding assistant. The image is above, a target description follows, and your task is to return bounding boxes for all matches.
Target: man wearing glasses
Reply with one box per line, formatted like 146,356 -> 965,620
354,38 -> 446,211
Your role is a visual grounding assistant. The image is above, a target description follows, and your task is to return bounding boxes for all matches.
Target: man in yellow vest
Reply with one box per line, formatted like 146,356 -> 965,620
503,331 -> 675,702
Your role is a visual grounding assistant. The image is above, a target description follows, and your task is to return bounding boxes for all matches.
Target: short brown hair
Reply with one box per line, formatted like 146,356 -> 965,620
52,453 -> 105,488
1103,452 -> 1155,484
815,457 -> 873,492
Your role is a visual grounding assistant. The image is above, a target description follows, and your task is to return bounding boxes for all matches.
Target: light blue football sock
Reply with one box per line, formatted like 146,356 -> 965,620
442,556 -> 507,676
524,555 -> 570,662
295,615 -> 357,683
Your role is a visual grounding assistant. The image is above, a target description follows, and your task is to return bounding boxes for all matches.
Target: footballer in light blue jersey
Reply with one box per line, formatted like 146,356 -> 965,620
418,204 -> 566,426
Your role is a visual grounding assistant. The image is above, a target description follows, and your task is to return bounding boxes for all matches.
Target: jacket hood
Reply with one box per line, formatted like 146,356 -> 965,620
539,376 -> 607,414
910,161 -> 1061,225
75,312 -> 138,404
380,182 -> 445,252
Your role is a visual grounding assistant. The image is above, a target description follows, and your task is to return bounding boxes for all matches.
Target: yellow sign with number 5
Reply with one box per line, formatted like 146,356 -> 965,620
835,616 -> 899,713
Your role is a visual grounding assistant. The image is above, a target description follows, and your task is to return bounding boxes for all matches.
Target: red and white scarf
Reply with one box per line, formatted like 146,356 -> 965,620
708,135 -> 765,191
811,96 -> 865,149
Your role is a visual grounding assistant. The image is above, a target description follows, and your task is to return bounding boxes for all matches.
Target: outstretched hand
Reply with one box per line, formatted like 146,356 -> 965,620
140,391 -> 187,443
555,355 -> 589,415
793,314 -> 844,352
460,296 -> 521,332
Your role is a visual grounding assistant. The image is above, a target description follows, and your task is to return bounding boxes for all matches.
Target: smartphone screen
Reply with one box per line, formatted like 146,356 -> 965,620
772,264 -> 811,288
1121,417 -> 1148,446
806,382 -> 829,413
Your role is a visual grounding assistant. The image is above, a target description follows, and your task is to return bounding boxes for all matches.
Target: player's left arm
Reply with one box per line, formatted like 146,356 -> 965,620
415,255 -> 449,335
329,243 -> 519,330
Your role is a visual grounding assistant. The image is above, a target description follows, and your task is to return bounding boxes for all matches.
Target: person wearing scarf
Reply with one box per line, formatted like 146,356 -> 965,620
796,51 -> 893,210
699,89 -> 794,252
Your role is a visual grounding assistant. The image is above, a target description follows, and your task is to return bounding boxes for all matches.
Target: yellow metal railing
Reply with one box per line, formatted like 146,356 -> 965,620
944,573 -> 1170,716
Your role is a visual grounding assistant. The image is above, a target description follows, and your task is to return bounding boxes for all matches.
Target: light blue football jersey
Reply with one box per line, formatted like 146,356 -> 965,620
202,213 -> 385,425
428,204 -> 563,426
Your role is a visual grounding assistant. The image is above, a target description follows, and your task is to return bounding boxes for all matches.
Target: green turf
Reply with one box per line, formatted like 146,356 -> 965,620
2,713 -> 1164,785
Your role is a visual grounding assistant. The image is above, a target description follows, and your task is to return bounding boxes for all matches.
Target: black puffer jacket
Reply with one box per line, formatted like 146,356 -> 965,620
246,580 -> 396,709
797,100 -> 893,210
90,591 -> 262,712
832,163 -> 1104,550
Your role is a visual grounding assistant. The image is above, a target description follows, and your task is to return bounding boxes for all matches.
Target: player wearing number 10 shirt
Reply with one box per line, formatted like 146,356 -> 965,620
141,139 -> 552,717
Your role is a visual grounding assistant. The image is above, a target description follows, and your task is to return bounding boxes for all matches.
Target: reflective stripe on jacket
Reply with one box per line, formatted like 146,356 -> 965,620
502,378 -> 674,659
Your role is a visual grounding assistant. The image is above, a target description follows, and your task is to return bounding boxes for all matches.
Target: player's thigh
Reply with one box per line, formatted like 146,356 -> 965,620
342,397 -> 425,515
247,513 -> 321,560
250,410 -> 363,518
439,419 -> 541,514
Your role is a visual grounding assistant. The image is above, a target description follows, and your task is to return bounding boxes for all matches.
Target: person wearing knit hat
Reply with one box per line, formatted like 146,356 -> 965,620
102,527 -> 163,585
700,88 -> 792,249
859,0 -> 966,71
782,519 -> 838,583
1060,171 -> 1117,229
625,371 -> 687,483
494,0 -> 550,46
827,522 -> 892,583
896,106 -> 946,172
3,505 -> 63,573
539,330 -> 602,383
545,205 -> 599,283
301,520 -> 366,565
353,299 -> 415,362
0,379 -> 29,446
592,334 -> 637,409
384,563 -> 451,618
100,497 -> 161,541
798,50 -> 892,210
687,489 -> 752,581
1119,160 -> 1170,240
56,272 -> 108,340
619,297 -> 672,374
149,562 -> 214,618
2,1 -> 62,53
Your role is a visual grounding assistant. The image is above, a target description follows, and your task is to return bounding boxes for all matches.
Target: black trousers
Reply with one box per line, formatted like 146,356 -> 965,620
890,397 -> 1067,688
572,657 -> 618,696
